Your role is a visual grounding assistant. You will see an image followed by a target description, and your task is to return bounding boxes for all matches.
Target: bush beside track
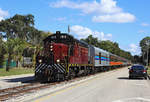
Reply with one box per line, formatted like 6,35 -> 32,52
147,67 -> 150,79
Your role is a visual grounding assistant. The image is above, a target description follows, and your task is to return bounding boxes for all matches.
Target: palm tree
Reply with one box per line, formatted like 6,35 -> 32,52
13,38 -> 29,67
0,35 -> 6,68
5,39 -> 16,71
27,30 -> 52,67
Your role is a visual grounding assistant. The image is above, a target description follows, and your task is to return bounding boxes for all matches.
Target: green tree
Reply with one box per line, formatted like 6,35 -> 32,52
132,55 -> 142,64
0,34 -> 6,67
5,39 -> 16,71
0,14 -> 35,71
140,37 -> 150,65
27,31 -> 52,67
0,14 -> 53,70
13,38 -> 28,67
140,37 -> 150,53
0,14 -> 34,40
81,35 -> 99,47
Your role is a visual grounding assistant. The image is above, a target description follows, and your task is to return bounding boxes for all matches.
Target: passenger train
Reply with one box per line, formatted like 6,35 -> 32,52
35,31 -> 130,81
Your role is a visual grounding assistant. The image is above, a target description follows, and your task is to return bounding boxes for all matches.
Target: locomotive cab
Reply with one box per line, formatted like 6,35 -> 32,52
42,31 -> 74,64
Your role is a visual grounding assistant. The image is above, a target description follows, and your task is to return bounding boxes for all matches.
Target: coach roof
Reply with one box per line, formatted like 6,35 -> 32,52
94,47 -> 109,54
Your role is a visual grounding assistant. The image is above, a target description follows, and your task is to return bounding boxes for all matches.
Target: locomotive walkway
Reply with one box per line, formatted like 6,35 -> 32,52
19,67 -> 150,102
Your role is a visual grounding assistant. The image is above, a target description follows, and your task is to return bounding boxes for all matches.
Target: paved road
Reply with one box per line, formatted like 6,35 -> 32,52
32,67 -> 150,102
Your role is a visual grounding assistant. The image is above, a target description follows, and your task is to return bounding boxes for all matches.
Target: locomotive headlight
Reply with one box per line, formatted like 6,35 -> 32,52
39,59 -> 42,63
50,49 -> 53,51
50,45 -> 53,48
56,59 -> 60,63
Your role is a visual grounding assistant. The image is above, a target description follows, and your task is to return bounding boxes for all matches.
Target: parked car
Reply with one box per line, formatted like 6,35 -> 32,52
128,65 -> 148,79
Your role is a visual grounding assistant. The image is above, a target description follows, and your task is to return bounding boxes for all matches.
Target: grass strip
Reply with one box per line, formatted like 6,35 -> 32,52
0,67 -> 34,77
147,67 -> 150,75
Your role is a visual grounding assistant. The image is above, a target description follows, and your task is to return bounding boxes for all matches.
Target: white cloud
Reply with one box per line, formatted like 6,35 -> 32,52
128,44 -> 140,55
0,8 -> 8,21
50,0 -> 135,23
92,13 -> 135,23
0,17 -> 3,21
120,43 -> 141,55
141,23 -> 149,27
50,0 -> 121,14
70,25 -> 92,37
138,30 -> 146,34
70,25 -> 112,40
129,44 -> 138,53
107,33 -> 112,38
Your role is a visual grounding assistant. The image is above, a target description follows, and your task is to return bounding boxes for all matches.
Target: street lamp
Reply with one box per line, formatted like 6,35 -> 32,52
146,40 -> 150,66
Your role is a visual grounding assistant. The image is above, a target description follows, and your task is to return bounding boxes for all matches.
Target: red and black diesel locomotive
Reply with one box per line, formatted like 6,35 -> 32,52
35,31 -> 130,81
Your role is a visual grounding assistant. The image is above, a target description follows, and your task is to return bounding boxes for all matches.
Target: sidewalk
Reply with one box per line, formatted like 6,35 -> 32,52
0,73 -> 34,89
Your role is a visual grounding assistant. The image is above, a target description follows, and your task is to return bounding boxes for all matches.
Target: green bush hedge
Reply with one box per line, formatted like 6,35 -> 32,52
0,67 -> 34,77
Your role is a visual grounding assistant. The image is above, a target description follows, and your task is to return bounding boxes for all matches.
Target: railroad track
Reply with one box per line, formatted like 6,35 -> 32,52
0,68 -> 121,101
0,74 -> 95,101
0,80 -> 61,101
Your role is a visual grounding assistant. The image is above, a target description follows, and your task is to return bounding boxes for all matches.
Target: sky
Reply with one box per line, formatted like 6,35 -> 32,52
0,0 -> 150,55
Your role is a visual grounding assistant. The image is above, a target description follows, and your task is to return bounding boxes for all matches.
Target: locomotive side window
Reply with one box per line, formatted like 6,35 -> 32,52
99,53 -> 101,64
51,35 -> 56,39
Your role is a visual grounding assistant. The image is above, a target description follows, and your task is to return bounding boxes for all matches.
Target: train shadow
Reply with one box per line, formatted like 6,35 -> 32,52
3,76 -> 35,83
117,77 -> 144,80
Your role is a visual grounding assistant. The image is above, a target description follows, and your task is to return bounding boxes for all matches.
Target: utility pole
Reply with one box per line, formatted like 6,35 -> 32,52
143,51 -> 145,65
146,40 -> 150,66
68,25 -> 70,34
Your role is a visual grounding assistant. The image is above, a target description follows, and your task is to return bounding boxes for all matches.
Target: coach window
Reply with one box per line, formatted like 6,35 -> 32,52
99,53 -> 101,64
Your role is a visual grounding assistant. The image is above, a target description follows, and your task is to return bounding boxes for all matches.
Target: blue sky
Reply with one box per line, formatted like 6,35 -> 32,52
0,0 -> 150,55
